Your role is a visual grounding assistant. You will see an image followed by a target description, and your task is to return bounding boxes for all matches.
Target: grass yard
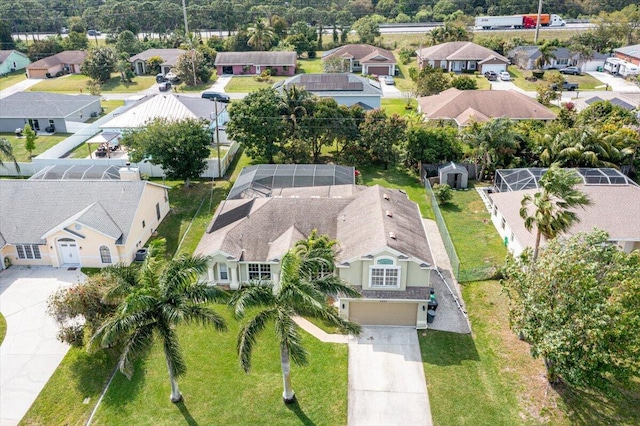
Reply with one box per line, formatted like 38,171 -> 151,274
297,56 -> 324,74
391,59 -> 416,91
421,280 -> 640,426
0,71 -> 27,91
509,66 -> 603,92
0,312 -> 6,346
29,74 -> 155,93
85,100 -> 125,124
1,132 -> 72,162
224,76 -> 287,93
381,98 -> 419,116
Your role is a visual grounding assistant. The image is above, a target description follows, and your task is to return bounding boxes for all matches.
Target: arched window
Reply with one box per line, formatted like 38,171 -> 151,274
100,246 -> 112,264
369,257 -> 400,288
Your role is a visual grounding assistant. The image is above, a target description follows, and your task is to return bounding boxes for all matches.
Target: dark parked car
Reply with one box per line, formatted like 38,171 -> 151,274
87,29 -> 101,36
484,70 -> 498,81
158,81 -> 172,92
559,66 -> 581,75
551,81 -> 579,91
156,73 -> 167,83
201,91 -> 230,103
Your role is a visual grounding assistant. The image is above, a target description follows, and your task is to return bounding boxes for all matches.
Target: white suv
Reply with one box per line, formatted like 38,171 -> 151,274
498,71 -> 511,81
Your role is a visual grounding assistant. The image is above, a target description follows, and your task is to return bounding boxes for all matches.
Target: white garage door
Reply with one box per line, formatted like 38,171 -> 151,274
481,64 -> 506,74
349,301 -> 418,326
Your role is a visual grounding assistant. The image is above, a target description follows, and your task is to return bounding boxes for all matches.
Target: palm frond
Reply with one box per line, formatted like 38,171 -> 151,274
157,324 -> 187,378
237,309 -> 277,372
183,305 -> 227,332
182,281 -> 229,304
274,309 -> 308,367
312,275 -> 361,298
115,323 -> 155,379
228,284 -> 276,318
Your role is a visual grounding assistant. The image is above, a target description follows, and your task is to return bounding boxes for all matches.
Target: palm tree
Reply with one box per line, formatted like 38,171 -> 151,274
279,85 -> 312,140
519,163 -> 591,260
247,19 -> 276,51
535,42 -> 557,70
463,118 -> 522,181
91,248 -> 227,403
0,137 -> 19,172
229,241 -> 361,404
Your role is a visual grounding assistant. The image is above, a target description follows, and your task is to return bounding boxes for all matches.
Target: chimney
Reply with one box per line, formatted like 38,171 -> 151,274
119,162 -> 140,181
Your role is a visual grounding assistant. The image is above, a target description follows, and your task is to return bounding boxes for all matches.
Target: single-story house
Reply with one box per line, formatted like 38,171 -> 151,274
26,50 -> 87,79
0,50 -> 31,75
195,178 -> 436,329
416,42 -> 509,74
508,46 -> 609,71
614,44 -> 640,66
100,94 -> 229,143
417,88 -> 556,127
0,92 -> 101,133
214,51 -> 297,76
488,168 -> 640,256
274,73 -> 382,110
322,44 -> 397,76
129,48 -> 186,75
0,165 -> 170,269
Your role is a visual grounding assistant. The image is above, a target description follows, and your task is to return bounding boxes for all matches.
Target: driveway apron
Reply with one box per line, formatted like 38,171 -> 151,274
348,327 -> 433,426
0,267 -> 85,426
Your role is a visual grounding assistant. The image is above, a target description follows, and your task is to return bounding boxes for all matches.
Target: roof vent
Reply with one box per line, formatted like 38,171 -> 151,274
383,193 -> 390,200
388,231 -> 396,240
385,210 -> 393,218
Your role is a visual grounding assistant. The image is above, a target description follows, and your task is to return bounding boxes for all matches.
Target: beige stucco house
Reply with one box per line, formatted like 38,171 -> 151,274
0,166 -> 170,269
26,50 -> 87,79
195,182 -> 436,329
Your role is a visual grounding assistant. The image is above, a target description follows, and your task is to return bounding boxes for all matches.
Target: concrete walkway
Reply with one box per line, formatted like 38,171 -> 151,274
0,266 -> 85,426
348,327 -> 432,426
293,316 -> 349,343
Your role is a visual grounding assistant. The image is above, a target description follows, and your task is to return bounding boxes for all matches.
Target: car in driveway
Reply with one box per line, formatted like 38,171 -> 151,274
383,75 -> 395,85
560,66 -> 581,75
484,71 -> 497,81
498,71 -> 511,81
201,91 -> 230,103
158,81 -> 172,92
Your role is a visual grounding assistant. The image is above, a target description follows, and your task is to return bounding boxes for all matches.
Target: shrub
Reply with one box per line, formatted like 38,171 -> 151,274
433,183 -> 453,204
532,70 -> 545,79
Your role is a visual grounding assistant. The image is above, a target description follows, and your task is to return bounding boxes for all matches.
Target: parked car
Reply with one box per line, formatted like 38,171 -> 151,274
60,27 -> 69,34
156,73 -> 167,83
551,81 -> 579,91
201,91 -> 230,103
383,75 -> 395,85
498,71 -> 511,81
559,66 -> 581,75
87,29 -> 101,36
158,81 -> 172,92
165,72 -> 180,83
484,71 -> 497,81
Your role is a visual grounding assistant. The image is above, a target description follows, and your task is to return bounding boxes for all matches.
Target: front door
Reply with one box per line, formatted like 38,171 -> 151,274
58,239 -> 80,264
28,119 -> 40,131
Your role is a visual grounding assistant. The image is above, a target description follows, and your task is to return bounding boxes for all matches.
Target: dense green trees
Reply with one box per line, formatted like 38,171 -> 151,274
82,46 -> 116,83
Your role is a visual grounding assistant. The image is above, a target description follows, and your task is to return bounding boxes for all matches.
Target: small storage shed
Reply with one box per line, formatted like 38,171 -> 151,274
438,162 -> 468,189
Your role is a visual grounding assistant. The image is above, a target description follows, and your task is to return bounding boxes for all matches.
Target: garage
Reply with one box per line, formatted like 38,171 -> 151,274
366,66 -> 391,76
479,58 -> 507,74
348,301 -> 418,326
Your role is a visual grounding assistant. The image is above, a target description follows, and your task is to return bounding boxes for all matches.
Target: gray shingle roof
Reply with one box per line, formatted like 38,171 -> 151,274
0,92 -> 100,118
614,44 -> 640,59
0,180 -> 151,245
214,51 -> 297,66
195,185 -> 433,266
417,42 -> 508,62
128,49 -> 186,66
275,73 -> 382,96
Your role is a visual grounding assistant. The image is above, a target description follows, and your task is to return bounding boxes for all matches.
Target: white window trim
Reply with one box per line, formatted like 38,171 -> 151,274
247,263 -> 272,281
218,263 -> 229,282
368,256 -> 400,288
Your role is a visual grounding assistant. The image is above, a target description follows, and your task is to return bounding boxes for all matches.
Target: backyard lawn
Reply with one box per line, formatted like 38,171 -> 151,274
509,66 -> 604,92
0,71 -> 27,91
29,74 -> 155,93
224,76 -> 287,93
297,56 -> 324,74
381,98 -> 418,116
1,132 -> 72,162
85,100 -> 125,124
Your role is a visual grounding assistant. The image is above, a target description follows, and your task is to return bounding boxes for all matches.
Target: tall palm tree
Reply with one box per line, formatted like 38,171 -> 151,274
519,163 -> 591,261
91,249 -> 227,403
247,19 -> 276,51
463,118 -> 522,181
535,42 -> 557,69
279,85 -> 312,140
229,243 -> 361,403
0,137 -> 19,172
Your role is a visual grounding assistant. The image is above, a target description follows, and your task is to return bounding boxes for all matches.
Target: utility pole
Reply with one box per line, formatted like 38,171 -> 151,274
181,0 -> 198,85
534,0 -> 543,44
212,101 -> 225,179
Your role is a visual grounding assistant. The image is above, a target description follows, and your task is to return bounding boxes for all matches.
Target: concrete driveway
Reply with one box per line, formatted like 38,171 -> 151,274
0,78 -> 41,99
587,71 -> 640,93
348,327 -> 432,426
0,266 -> 85,426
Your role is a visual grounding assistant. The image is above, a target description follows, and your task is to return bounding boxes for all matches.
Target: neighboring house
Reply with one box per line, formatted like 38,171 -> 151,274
129,48 -> 186,75
100,93 -> 229,143
26,50 -> 87,79
0,165 -> 170,269
214,51 -> 297,76
0,50 -> 31,75
614,44 -> 640,66
417,88 -> 556,127
322,44 -> 396,76
274,73 -> 382,110
508,46 -> 609,71
195,173 -> 436,328
416,42 -> 509,74
0,92 -> 101,133
488,168 -> 640,256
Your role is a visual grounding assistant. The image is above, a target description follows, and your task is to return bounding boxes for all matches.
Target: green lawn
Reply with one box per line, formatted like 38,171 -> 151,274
509,66 -> 603,92
85,100 -> 125,124
29,74 -> 155,93
1,133 -> 72,162
297,56 -> 324,74
392,59 -> 416,91
0,71 -> 27,91
381,98 -> 418,116
0,312 -> 6,346
224,76 -> 287,93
